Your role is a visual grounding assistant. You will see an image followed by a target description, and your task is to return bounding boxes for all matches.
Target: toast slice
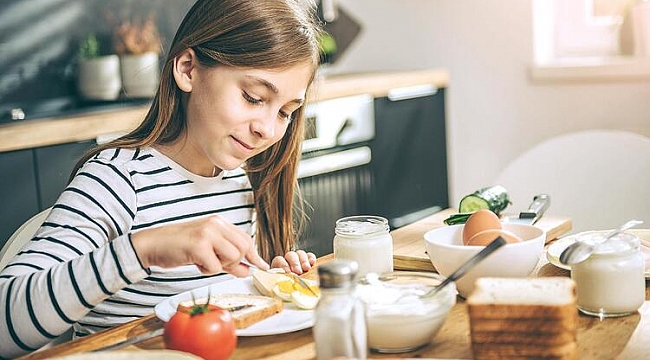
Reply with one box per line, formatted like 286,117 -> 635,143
180,293 -> 283,329
469,317 -> 577,334
472,341 -> 578,359
470,329 -> 576,346
467,277 -> 577,320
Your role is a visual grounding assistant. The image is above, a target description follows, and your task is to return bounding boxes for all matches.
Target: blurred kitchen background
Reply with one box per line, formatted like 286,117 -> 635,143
1,0 -> 649,254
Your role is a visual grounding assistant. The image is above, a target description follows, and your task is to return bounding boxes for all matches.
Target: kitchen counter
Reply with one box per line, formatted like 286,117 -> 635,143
0,69 -> 448,153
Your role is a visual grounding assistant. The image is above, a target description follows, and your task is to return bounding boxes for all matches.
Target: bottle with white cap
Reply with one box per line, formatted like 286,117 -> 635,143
313,259 -> 367,360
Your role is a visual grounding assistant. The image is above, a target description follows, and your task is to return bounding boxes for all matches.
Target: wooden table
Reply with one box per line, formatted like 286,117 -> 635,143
19,210 -> 650,360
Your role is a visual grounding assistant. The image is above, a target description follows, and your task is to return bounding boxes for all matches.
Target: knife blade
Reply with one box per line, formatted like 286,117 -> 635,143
508,194 -> 551,225
91,328 -> 164,352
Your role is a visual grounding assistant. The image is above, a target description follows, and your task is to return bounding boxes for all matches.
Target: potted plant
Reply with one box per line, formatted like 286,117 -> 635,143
113,15 -> 162,98
77,32 -> 122,101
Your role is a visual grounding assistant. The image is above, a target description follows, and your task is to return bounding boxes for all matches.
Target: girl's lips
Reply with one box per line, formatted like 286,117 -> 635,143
232,136 -> 254,151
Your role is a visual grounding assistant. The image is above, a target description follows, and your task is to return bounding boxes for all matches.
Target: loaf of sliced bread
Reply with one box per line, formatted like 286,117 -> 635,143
467,277 -> 578,360
467,277 -> 577,320
180,293 -> 283,329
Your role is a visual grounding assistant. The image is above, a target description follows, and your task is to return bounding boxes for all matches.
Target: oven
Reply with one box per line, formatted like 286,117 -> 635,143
296,94 -> 375,257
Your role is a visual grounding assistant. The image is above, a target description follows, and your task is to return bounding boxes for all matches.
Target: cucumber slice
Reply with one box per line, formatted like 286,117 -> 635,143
458,185 -> 510,215
458,196 -> 490,213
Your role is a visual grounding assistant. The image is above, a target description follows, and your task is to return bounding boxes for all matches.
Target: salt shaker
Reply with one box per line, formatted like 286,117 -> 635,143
571,232 -> 645,317
313,259 -> 367,360
333,215 -> 393,277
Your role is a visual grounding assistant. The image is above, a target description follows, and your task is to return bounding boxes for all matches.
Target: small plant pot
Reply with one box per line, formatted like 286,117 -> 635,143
77,55 -> 122,101
120,52 -> 160,98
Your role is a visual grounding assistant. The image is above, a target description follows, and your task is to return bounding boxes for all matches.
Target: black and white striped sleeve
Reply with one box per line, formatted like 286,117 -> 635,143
0,154 -> 149,358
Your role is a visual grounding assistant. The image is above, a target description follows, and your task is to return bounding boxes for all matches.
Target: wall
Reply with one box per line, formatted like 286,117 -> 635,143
331,0 -> 650,228
0,0 -> 193,115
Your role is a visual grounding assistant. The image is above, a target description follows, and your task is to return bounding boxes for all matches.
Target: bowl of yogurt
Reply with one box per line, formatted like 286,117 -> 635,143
357,272 -> 456,353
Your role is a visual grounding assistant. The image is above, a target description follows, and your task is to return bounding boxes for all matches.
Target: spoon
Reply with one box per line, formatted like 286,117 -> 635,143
422,235 -> 507,298
558,219 -> 644,266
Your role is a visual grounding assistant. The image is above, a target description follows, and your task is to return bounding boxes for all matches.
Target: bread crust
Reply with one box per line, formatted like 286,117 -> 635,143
469,317 -> 577,334
470,329 -> 576,346
468,303 -> 578,320
472,341 -> 577,358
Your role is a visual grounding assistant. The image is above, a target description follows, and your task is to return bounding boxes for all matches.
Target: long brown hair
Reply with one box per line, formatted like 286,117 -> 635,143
72,0 -> 322,262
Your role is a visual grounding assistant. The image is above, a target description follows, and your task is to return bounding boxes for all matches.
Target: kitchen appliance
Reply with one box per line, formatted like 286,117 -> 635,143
297,94 -> 375,256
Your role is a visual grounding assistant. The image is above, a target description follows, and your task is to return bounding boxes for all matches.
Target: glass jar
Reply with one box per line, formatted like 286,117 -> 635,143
313,259 -> 367,360
333,215 -> 393,277
357,272 -> 456,353
571,232 -> 645,317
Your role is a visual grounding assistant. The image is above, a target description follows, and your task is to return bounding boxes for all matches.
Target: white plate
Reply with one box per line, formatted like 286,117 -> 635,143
154,276 -> 314,336
546,230 -> 650,278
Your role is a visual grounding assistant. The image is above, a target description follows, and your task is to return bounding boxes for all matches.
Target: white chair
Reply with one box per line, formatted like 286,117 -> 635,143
0,208 -> 51,270
0,207 -> 73,348
494,130 -> 650,234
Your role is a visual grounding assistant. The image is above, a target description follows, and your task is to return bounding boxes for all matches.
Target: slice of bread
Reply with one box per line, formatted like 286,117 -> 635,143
467,277 -> 577,320
469,317 -> 576,334
470,329 -> 576,346
472,341 -> 578,359
180,293 -> 283,329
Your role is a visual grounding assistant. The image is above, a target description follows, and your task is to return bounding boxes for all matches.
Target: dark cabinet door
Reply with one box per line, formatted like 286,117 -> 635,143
34,140 -> 95,210
0,149 -> 39,249
370,89 -> 449,228
298,161 -> 373,257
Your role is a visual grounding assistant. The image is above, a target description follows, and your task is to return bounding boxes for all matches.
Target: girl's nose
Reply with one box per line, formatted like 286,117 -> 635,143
250,112 -> 276,139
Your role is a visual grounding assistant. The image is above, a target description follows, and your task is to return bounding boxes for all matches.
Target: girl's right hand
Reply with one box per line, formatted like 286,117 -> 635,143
130,215 -> 269,277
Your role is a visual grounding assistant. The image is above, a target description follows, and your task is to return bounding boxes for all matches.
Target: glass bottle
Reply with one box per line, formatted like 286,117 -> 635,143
571,232 -> 645,317
333,215 -> 393,277
313,259 -> 367,360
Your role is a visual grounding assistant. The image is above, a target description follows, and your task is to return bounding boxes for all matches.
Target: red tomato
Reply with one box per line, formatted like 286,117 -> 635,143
164,303 -> 237,360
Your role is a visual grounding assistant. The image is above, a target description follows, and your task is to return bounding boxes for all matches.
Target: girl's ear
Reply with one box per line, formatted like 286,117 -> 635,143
173,48 -> 197,93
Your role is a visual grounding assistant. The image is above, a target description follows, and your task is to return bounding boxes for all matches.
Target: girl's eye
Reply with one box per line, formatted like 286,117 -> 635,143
243,92 -> 262,105
278,110 -> 293,123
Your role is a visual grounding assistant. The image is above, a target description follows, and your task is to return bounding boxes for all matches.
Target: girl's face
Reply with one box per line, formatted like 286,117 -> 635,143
170,53 -> 313,176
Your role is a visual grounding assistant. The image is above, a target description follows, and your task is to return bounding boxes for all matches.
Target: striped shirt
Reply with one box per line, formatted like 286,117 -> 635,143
0,147 -> 255,358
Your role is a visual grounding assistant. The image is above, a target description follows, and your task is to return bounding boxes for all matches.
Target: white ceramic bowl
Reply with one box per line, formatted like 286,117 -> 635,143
423,223 -> 545,298
358,272 -> 456,353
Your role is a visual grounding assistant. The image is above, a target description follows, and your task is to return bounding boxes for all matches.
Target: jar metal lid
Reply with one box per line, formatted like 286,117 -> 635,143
318,259 -> 359,288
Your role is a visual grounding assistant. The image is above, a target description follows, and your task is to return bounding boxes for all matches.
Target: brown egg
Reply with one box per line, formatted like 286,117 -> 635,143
462,209 -> 502,245
467,228 -> 522,246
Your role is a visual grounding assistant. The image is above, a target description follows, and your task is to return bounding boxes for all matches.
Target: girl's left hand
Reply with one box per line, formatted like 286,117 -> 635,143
271,250 -> 317,274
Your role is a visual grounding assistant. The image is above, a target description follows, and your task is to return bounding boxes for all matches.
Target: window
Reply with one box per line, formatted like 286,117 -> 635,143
532,0 -> 650,81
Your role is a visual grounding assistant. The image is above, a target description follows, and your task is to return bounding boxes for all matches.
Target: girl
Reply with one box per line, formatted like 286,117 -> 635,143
0,0 -> 322,357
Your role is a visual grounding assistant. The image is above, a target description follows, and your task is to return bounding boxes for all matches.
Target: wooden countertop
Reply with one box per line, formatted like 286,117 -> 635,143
0,69 -> 448,153
18,211 -> 650,360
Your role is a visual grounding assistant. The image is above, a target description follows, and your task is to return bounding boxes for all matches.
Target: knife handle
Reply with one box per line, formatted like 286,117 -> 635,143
519,194 -> 551,219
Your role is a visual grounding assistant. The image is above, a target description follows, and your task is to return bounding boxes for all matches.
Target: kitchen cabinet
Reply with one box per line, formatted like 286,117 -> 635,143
370,88 -> 449,229
0,149 -> 39,249
0,140 -> 94,249
34,140 -> 95,209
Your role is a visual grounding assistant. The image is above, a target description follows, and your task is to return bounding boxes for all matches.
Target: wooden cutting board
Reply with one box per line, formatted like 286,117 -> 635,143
391,208 -> 573,272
